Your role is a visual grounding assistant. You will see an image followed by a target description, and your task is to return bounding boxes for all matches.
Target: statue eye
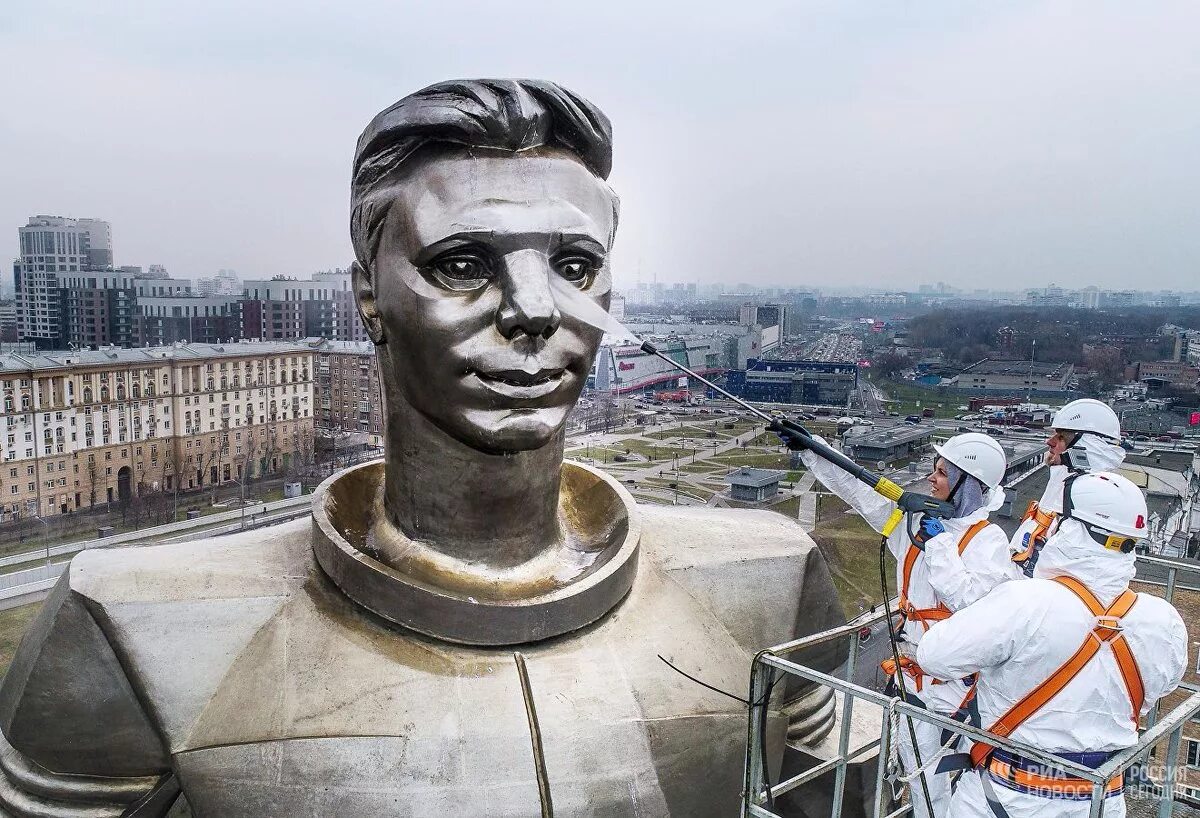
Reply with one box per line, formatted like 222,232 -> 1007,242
428,252 -> 493,290
553,254 -> 599,285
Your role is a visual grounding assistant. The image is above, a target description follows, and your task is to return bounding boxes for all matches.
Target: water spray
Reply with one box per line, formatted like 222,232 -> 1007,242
548,276 -> 955,535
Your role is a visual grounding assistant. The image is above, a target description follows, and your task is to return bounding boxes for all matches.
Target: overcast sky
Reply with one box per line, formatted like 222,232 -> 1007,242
2,1 -> 1198,292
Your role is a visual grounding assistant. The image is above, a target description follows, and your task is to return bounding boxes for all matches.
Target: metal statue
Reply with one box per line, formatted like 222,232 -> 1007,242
0,80 -> 853,817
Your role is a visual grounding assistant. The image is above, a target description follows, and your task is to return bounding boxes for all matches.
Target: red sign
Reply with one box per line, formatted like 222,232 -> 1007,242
619,361 -> 635,371
1190,411 -> 1200,426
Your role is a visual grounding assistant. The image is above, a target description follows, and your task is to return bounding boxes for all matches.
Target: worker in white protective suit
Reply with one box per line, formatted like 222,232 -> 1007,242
917,471 -> 1187,818
773,429 -> 1020,818
1010,399 -> 1124,576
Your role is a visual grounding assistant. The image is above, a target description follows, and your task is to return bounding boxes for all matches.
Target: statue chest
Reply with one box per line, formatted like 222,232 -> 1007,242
116,566 -> 759,817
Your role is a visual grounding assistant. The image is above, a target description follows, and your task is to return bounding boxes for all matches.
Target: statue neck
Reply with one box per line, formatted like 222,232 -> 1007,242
381,398 -> 565,569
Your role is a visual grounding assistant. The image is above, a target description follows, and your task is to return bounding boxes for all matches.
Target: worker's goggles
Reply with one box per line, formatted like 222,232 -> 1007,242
1083,524 -> 1138,554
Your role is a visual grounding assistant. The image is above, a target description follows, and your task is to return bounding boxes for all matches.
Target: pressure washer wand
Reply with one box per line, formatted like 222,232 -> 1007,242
638,341 -> 953,535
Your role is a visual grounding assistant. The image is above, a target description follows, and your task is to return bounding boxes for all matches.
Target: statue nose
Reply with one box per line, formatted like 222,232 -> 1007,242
496,250 -> 561,340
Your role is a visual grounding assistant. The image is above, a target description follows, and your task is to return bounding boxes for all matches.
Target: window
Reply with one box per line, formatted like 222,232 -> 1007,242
1189,739 -> 1200,770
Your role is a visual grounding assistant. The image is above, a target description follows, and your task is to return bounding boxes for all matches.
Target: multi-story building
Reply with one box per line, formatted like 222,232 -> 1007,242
312,340 -> 382,446
1132,360 -> 1200,391
0,301 -> 16,343
134,295 -> 244,346
57,267 -> 193,348
242,272 -> 366,342
14,216 -> 113,348
0,341 -> 314,521
726,358 -> 859,407
952,359 -> 1075,394
739,302 -> 792,352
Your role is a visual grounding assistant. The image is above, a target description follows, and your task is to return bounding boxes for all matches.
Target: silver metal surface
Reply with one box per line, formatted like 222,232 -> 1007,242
0,79 -> 853,816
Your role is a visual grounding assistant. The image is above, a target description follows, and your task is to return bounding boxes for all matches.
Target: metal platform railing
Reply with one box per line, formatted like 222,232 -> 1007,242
744,553 -> 1200,818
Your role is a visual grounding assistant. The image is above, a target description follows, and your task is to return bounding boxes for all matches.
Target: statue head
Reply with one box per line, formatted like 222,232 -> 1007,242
350,79 -> 617,453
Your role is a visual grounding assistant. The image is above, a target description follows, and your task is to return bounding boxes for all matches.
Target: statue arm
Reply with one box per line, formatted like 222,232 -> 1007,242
0,573 -> 173,815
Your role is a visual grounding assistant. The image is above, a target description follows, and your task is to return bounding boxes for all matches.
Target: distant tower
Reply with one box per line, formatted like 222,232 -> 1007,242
14,216 -> 113,348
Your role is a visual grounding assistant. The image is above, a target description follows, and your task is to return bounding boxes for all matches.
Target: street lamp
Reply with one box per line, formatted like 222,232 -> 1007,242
34,515 -> 50,571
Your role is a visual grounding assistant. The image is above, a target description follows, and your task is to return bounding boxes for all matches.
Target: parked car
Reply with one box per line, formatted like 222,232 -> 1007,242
904,415 -> 922,423
985,428 -> 1005,437
957,425 -> 972,432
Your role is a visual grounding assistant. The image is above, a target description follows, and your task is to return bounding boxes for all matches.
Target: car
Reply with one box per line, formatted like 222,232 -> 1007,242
957,425 -> 972,432
888,411 -> 900,417
857,419 -> 874,427
1155,435 -> 1172,442
985,428 -> 1005,437
904,415 -> 922,423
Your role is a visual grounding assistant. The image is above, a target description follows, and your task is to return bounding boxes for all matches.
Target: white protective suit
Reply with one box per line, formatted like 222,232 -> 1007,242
1010,433 -> 1126,569
917,520 -> 1187,818
800,448 -> 1020,818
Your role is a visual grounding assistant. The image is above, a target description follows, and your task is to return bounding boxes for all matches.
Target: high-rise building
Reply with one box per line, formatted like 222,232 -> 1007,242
14,216 -> 114,348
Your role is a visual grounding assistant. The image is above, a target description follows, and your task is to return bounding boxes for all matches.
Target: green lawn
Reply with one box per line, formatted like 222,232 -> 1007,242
809,512 -> 895,619
708,452 -> 793,469
0,603 -> 42,677
870,376 -> 961,419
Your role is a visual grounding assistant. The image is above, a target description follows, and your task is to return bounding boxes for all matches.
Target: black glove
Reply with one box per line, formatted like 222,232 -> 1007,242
769,420 -> 811,452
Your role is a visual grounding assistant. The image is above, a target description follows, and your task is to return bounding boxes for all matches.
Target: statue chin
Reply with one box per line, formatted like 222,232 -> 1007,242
448,406 -> 570,453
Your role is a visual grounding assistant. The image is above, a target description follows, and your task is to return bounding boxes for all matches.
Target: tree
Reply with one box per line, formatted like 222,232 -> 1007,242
872,351 -> 907,380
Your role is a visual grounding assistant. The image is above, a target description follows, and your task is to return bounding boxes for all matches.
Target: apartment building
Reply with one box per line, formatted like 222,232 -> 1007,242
14,216 -> 113,348
312,339 -> 382,446
0,341 -> 314,521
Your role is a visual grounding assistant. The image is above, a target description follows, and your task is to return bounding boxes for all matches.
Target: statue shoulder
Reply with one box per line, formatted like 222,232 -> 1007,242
636,505 -> 844,651
0,570 -> 170,785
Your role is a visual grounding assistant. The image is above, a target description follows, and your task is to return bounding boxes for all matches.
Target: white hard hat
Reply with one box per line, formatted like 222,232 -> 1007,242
933,433 -> 1007,490
1051,399 -> 1121,442
1063,471 -> 1147,539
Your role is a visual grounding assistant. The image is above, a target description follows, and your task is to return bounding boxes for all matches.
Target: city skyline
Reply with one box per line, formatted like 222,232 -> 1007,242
3,2 -> 1199,291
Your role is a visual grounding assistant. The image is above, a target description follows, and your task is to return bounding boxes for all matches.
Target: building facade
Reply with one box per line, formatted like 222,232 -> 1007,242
726,358 -> 859,407
0,341 -> 314,521
312,340 -> 382,446
14,216 -> 113,348
952,359 -> 1075,394
241,272 -> 366,343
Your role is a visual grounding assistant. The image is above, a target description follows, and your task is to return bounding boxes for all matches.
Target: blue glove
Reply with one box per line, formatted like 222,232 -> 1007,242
919,516 -> 945,541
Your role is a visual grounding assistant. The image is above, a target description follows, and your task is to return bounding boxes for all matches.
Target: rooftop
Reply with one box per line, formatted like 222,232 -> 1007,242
0,340 -> 314,373
725,467 -> 786,489
958,359 -> 1072,377
844,426 -> 932,447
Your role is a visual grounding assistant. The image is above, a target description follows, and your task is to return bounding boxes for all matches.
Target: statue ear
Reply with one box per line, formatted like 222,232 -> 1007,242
352,261 -> 385,344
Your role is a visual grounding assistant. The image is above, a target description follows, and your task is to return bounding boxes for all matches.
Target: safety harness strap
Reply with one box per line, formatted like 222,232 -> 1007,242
1011,501 -> 1057,564
899,520 -> 990,624
968,576 -> 1142,769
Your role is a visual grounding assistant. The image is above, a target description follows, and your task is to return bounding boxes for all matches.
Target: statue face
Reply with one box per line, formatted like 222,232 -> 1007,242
367,148 -> 615,452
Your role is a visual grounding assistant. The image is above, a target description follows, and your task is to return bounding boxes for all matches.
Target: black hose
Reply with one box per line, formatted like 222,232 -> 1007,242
879,532 -> 937,818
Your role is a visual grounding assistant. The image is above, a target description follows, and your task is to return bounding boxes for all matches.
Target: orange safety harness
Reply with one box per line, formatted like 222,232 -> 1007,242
1011,500 -> 1057,564
880,520 -> 991,690
968,575 -> 1144,797
899,519 -> 990,625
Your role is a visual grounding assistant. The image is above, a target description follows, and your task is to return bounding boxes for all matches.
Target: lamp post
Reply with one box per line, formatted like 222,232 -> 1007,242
34,515 -> 50,572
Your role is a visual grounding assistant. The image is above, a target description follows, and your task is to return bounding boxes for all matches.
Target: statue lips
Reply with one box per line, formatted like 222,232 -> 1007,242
469,366 -> 568,401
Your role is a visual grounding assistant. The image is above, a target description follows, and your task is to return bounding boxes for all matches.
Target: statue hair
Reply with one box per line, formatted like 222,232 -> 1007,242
350,79 -> 613,270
